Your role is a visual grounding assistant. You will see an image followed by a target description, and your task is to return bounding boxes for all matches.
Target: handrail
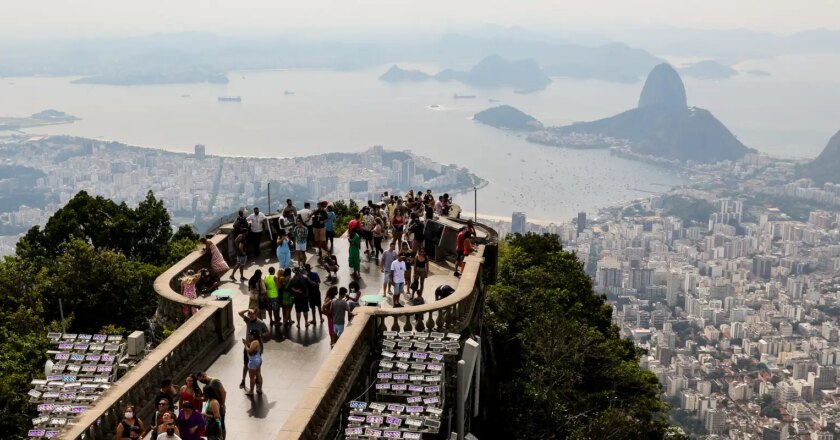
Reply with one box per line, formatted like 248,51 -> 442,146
275,224 -> 495,440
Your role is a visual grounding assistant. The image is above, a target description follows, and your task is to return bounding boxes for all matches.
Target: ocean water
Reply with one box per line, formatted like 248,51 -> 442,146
1,54 -> 838,221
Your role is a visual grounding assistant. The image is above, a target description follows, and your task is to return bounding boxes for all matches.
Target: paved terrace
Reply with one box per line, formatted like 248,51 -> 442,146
205,238 -> 461,439
57,217 -> 492,440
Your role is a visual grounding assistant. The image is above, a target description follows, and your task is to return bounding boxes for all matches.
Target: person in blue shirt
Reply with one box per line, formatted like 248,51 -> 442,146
325,205 -> 336,253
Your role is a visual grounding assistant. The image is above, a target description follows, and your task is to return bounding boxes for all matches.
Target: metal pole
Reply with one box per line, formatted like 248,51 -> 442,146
59,299 -> 66,334
267,182 -> 272,214
473,336 -> 481,418
457,360 -> 466,440
473,186 -> 477,222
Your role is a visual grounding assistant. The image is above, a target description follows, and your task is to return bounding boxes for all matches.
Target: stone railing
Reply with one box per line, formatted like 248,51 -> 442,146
58,233 -> 238,440
276,221 -> 497,440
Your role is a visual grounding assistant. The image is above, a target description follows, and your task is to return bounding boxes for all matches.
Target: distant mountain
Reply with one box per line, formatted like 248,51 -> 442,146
436,55 -> 551,90
380,55 -> 552,91
552,63 -> 751,163
679,60 -> 738,79
800,129 -> 840,185
379,65 -> 432,82
473,105 -> 543,131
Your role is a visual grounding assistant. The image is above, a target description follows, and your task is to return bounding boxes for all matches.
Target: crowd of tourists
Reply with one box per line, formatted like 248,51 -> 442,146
161,190 -> 476,438
116,374 -> 226,440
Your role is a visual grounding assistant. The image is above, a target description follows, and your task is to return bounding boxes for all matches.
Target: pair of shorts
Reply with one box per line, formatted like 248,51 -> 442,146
309,294 -> 322,310
384,270 -> 392,282
313,227 -> 326,242
362,230 -> 373,240
237,255 -> 247,265
248,358 -> 262,370
294,295 -> 309,313
334,323 -> 345,337
268,298 -> 280,311
394,282 -> 405,295
295,241 -> 307,251
326,230 -> 335,239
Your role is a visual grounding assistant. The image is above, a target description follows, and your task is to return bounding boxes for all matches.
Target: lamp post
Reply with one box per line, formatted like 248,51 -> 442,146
267,182 -> 272,214
473,186 -> 477,222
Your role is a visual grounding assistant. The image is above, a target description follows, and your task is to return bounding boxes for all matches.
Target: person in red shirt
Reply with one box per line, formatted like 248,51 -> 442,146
454,220 -> 476,277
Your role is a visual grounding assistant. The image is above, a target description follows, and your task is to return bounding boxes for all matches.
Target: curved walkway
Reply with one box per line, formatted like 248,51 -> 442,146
205,238 -> 459,439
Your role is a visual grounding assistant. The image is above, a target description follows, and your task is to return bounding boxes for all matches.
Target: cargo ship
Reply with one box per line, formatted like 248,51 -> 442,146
218,96 -> 242,102
452,94 -> 476,99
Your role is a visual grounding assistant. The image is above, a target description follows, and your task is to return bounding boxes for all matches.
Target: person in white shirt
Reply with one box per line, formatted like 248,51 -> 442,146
298,202 -> 313,246
390,254 -> 407,307
246,207 -> 267,258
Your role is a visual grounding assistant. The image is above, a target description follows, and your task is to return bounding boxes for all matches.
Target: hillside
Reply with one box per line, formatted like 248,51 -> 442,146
378,65 -> 433,82
679,60 -> 738,79
473,105 -> 543,131
800,129 -> 840,184
553,63 -> 751,163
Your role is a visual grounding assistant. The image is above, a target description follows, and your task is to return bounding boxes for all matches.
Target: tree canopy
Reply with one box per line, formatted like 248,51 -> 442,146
0,190 -> 196,437
482,233 -> 674,439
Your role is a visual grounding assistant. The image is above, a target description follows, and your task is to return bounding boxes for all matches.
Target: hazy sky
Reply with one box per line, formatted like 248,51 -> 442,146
5,0 -> 840,39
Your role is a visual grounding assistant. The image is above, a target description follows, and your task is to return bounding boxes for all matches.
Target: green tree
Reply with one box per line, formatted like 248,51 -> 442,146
482,233 -> 672,439
173,224 -> 200,242
330,199 -> 360,236
34,238 -> 162,334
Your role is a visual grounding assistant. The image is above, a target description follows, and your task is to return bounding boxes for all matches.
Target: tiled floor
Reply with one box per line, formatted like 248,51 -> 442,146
204,238 -> 459,439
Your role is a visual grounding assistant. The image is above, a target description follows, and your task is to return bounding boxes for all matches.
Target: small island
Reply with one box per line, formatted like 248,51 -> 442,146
72,71 -> 229,86
380,54 -> 551,91
0,110 -> 80,131
473,105 -> 543,131
679,60 -> 738,80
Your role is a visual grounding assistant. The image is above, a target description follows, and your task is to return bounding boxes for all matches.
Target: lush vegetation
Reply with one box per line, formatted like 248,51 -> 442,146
0,191 -> 196,437
482,233 -> 679,439
331,199 -> 361,236
662,195 -> 716,224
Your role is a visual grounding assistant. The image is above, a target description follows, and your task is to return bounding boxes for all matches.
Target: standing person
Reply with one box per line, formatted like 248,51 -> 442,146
175,401 -> 204,440
248,269 -> 267,320
325,205 -> 336,253
391,208 -> 405,245
279,268 -> 295,326
178,374 -> 203,412
311,201 -> 329,259
116,405 -> 145,439
399,241 -> 414,294
372,217 -> 385,259
202,385 -> 224,440
322,286 -> 338,347
233,209 -> 249,238
290,270 -> 311,329
390,253 -> 408,308
298,202 -> 313,245
263,267 -> 280,327
291,217 -> 308,267
413,247 -> 429,296
435,196 -> 444,217
362,207 -> 375,256
275,232 -> 292,270
454,220 -> 477,277
237,308 -> 269,389
348,228 -> 361,279
281,199 -> 297,224
380,242 -> 398,296
458,230 -> 475,275
195,372 -> 226,406
228,233 -> 247,282
305,264 -> 324,324
246,207 -> 267,258
243,328 -> 264,396
150,398 -> 172,440
155,379 -> 177,410
424,198 -> 434,220
180,270 -> 199,317
195,372 -> 226,431
332,288 -> 349,339
408,213 -> 424,253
